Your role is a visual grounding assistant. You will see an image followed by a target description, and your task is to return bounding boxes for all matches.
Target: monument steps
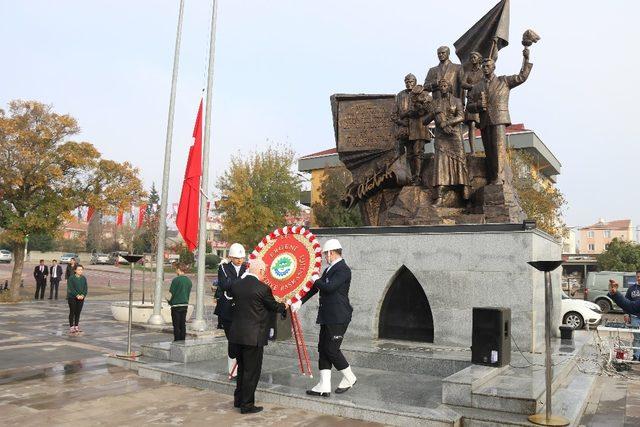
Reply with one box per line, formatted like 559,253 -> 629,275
109,352 -> 463,426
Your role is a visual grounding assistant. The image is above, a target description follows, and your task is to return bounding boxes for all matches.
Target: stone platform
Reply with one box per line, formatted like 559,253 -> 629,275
109,332 -> 597,426
306,224 -> 562,353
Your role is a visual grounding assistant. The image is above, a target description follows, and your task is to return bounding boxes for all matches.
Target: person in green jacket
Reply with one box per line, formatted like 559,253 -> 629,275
67,265 -> 88,334
168,263 -> 192,341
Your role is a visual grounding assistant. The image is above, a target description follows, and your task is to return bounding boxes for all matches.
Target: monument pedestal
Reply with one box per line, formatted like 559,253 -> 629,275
304,224 -> 562,352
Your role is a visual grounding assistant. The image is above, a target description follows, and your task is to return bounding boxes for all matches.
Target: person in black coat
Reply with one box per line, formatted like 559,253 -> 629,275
293,238 -> 357,397
49,259 -> 64,300
228,258 -> 287,414
609,276 -> 640,316
33,259 -> 49,300
215,243 -> 248,378
65,258 -> 78,281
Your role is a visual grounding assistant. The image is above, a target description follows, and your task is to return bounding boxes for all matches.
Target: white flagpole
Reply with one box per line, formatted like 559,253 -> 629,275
149,0 -> 185,325
192,0 -> 219,331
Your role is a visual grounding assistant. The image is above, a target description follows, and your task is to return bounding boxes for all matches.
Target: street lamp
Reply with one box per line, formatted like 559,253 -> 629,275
527,260 -> 569,427
116,254 -> 143,359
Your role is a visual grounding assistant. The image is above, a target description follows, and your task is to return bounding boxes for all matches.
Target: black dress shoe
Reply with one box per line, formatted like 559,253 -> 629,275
335,380 -> 357,394
240,406 -> 263,414
306,390 -> 330,397
234,402 -> 241,408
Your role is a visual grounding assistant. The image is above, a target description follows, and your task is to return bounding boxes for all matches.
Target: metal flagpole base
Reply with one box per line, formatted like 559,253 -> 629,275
190,319 -> 206,331
148,314 -> 164,325
115,351 -> 142,359
527,414 -> 570,426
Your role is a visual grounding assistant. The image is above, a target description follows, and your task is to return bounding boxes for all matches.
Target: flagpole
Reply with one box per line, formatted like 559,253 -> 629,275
149,0 -> 185,325
192,0 -> 219,331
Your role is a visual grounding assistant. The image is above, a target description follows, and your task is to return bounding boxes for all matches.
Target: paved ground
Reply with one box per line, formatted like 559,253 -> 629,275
0,300 -> 379,426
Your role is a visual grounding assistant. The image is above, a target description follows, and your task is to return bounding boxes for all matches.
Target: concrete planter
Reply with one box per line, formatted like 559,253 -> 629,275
110,301 -> 194,324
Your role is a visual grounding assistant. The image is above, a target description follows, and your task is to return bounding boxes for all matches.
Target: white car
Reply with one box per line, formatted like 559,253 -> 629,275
0,249 -> 12,263
561,292 -> 602,329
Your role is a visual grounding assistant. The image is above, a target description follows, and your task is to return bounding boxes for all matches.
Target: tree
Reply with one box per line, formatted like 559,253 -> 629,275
27,232 -> 56,252
217,145 -> 302,248
312,165 -> 363,227
0,100 -> 145,300
597,238 -> 640,272
509,150 -> 567,237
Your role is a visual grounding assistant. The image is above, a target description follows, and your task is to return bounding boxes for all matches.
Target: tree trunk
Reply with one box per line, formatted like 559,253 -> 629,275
10,241 -> 26,301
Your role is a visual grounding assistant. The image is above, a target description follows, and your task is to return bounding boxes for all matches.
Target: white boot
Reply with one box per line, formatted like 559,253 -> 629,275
227,357 -> 237,379
307,369 -> 331,397
336,366 -> 357,393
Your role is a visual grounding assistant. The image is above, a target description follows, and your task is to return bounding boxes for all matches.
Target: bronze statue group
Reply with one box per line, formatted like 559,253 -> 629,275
392,44 -> 533,206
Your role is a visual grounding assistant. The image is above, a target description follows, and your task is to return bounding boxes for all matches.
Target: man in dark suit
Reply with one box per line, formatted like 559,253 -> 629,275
215,243 -> 248,378
467,48 -> 533,185
293,238 -> 356,397
424,46 -> 462,100
228,258 -> 287,414
49,259 -> 63,300
33,259 -> 49,300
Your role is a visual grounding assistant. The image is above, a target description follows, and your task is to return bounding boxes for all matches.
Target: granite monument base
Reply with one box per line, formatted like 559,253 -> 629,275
302,224 -> 562,353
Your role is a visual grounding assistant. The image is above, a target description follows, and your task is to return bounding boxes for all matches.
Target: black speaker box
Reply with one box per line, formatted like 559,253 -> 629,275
471,307 -> 511,367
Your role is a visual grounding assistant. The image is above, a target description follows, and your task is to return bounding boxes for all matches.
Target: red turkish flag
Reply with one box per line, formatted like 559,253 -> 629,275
137,204 -> 147,228
116,210 -> 124,226
176,100 -> 203,251
86,207 -> 95,223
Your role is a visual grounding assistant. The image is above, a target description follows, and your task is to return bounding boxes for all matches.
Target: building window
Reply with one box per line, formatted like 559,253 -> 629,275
604,243 -> 610,250
588,244 -> 595,251
587,231 -> 594,238
604,230 -> 611,238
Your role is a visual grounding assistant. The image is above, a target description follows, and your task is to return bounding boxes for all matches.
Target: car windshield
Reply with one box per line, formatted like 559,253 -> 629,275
0,250 -> 9,254
63,253 -> 75,257
561,292 -> 569,299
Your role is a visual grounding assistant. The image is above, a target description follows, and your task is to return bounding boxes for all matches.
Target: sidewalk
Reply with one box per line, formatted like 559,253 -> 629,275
0,300 -> 375,426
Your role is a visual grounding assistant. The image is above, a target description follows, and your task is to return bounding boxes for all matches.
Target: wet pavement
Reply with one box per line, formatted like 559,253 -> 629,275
0,300 -> 380,426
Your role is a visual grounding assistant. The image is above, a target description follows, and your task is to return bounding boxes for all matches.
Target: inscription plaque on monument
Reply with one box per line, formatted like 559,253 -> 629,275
334,96 -> 396,152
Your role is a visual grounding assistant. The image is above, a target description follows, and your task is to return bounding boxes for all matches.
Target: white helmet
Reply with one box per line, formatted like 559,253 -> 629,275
322,239 -> 342,253
228,243 -> 245,258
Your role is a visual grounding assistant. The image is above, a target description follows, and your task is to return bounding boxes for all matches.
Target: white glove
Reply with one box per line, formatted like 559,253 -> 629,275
291,300 -> 302,313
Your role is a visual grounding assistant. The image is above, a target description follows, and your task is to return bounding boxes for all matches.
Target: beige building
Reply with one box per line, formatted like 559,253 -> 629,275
578,219 -> 634,254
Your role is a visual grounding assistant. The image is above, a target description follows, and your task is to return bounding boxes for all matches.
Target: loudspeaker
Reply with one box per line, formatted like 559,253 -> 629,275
471,307 -> 511,367
268,311 -> 292,341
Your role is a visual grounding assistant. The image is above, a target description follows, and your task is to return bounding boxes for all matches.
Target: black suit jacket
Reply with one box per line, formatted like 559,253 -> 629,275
228,275 -> 286,347
33,265 -> 49,281
301,259 -> 353,325
50,265 -> 63,282
214,262 -> 247,323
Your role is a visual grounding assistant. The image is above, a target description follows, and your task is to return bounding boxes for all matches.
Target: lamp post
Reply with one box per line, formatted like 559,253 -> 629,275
117,254 -> 143,359
527,260 -> 569,427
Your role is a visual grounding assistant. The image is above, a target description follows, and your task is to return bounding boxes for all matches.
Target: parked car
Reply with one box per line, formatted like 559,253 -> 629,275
561,292 -> 602,329
584,271 -> 638,313
60,253 -> 80,264
90,253 -> 111,265
109,251 -> 130,265
0,249 -> 12,263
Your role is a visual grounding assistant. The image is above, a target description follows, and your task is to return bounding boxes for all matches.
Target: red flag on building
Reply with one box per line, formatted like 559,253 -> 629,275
86,207 -> 95,223
137,204 -> 147,228
116,210 -> 124,226
176,100 -> 203,251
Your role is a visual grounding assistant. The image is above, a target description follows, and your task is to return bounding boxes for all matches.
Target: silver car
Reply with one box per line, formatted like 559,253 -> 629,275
0,249 -> 12,263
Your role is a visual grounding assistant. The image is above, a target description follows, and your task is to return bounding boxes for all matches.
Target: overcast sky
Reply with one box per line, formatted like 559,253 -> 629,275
1,0 -> 638,232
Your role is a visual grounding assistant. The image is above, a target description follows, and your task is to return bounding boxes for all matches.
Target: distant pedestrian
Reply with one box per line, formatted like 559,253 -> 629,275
49,259 -> 63,300
168,263 -> 192,342
624,271 -> 640,361
67,265 -> 88,334
33,259 -> 49,300
65,258 -> 78,281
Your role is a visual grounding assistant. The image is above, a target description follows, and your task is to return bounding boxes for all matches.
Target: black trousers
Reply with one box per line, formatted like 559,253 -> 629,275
234,344 -> 264,409
223,323 -> 238,359
49,278 -> 60,299
318,323 -> 349,371
68,298 -> 84,326
171,306 -> 188,341
35,279 -> 46,299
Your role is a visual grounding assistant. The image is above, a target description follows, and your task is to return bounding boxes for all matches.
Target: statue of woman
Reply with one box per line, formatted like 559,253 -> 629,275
424,79 -> 471,206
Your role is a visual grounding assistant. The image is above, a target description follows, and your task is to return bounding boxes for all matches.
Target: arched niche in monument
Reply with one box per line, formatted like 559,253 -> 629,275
378,265 -> 434,342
